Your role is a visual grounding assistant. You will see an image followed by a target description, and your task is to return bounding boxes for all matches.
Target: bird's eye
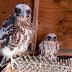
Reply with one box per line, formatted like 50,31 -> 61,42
26,10 -> 30,14
14,8 -> 21,14
47,36 -> 51,41
54,37 -> 56,39
47,36 -> 51,39
54,37 -> 56,41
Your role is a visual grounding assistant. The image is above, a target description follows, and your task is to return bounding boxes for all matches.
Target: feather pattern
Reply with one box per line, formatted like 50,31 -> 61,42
39,33 -> 59,61
0,4 -> 34,69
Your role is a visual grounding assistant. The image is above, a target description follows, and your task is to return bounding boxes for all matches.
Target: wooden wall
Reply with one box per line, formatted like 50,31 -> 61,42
0,0 -> 72,50
37,0 -> 72,50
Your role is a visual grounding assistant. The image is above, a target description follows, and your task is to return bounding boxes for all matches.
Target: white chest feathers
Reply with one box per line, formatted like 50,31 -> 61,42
44,41 -> 56,50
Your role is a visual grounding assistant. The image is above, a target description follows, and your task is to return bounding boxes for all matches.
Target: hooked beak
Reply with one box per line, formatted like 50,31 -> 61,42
50,38 -> 54,41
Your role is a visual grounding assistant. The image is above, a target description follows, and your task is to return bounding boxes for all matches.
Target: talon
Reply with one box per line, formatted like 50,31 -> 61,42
11,56 -> 19,71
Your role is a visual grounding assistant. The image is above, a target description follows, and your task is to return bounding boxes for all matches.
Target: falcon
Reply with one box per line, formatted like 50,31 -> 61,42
0,4 -> 34,70
39,33 -> 59,61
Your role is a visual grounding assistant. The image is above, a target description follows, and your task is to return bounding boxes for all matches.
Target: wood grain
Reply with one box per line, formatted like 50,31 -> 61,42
58,49 -> 72,56
32,0 -> 39,51
37,0 -> 72,50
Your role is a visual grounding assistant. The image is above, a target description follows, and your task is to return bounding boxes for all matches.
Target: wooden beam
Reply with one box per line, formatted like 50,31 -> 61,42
23,50 -> 40,55
58,49 -> 72,56
32,0 -> 39,51
58,53 -> 72,56
0,42 -> 2,56
23,49 -> 72,56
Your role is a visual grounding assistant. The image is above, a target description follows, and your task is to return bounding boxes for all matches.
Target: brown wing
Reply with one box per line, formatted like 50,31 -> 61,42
0,14 -> 16,48
8,35 -> 20,50
0,24 -> 16,48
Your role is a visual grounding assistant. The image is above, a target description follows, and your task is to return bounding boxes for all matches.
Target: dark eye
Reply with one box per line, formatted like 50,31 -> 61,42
14,8 -> 21,14
26,10 -> 30,14
47,36 -> 51,39
47,36 -> 51,41
54,37 -> 56,39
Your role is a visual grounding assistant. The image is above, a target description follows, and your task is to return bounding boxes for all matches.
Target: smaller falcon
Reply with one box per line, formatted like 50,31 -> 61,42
39,33 -> 59,61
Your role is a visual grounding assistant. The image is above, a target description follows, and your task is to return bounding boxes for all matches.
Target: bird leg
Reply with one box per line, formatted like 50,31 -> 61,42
11,56 -> 19,71
0,56 -> 10,67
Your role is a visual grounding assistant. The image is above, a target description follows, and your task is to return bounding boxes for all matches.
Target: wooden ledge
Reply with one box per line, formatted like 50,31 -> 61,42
58,49 -> 72,56
24,49 -> 72,56
23,50 -> 40,55
1,49 -> 72,57
25,49 -> 72,56
1,49 -> 72,56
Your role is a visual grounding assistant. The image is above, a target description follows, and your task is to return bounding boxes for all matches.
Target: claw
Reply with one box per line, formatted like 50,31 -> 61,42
11,56 -> 19,71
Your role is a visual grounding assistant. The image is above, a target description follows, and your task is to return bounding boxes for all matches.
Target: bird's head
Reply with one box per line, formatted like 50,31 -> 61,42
14,4 -> 31,18
46,33 -> 57,41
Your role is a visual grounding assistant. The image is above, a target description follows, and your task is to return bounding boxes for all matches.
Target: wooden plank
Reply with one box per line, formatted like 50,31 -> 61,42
24,49 -> 72,56
58,53 -> 72,56
32,0 -> 39,51
37,0 -> 72,50
23,49 -> 72,56
23,50 -> 40,55
2,67 -> 18,72
58,49 -> 72,56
